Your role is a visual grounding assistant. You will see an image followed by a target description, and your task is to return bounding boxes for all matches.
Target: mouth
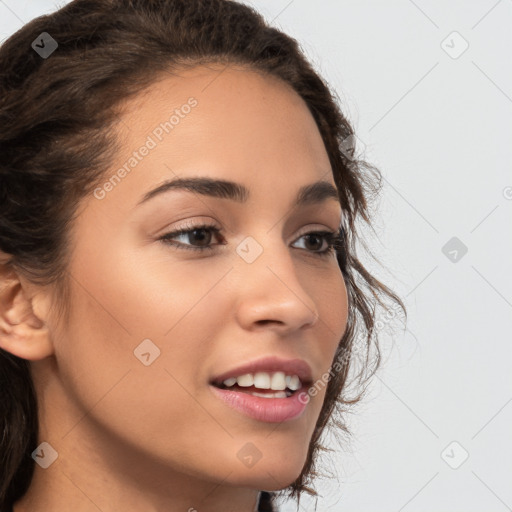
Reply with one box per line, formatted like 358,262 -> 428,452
208,359 -> 314,423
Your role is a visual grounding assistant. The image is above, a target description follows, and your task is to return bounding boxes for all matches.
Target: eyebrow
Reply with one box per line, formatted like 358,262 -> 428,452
136,176 -> 340,208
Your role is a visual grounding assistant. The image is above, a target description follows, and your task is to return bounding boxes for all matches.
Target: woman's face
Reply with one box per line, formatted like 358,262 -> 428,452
39,65 -> 348,496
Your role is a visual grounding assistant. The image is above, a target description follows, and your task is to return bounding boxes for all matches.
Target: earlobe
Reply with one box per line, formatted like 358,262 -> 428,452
0,263 -> 54,361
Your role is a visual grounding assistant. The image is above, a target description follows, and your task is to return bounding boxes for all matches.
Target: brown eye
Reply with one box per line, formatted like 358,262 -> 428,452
291,230 -> 342,257
158,223 -> 222,252
183,228 -> 213,246
302,233 -> 325,251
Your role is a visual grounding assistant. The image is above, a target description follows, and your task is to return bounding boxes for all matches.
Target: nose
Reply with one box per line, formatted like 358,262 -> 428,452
233,240 -> 320,334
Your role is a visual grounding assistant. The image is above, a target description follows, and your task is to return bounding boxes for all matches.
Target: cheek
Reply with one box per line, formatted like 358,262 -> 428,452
325,268 -> 348,309
54,241 -> 231,443
311,265 -> 349,344
69,233 -> 231,338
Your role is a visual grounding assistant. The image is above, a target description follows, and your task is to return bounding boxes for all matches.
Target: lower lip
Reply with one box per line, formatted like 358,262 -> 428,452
209,385 -> 310,423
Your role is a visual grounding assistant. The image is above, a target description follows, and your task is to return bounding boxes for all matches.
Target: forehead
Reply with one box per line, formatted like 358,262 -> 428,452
122,64 -> 329,156
92,64 -> 336,213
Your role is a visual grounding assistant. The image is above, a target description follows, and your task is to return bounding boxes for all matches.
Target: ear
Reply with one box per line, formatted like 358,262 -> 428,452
0,252 -> 54,360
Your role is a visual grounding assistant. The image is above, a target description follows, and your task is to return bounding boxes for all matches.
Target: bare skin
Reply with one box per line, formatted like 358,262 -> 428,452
1,64 -> 348,512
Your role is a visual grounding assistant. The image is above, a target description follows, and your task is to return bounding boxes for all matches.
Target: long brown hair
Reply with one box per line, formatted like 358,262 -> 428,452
0,1 -> 406,510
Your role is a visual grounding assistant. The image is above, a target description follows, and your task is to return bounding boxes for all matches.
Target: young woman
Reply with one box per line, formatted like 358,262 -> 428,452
0,1 -> 406,511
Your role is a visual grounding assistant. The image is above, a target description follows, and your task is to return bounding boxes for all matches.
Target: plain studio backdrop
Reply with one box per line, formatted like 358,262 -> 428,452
1,1 -> 511,511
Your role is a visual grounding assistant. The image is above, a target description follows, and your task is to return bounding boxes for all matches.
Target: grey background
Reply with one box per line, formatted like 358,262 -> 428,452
1,1 -> 511,511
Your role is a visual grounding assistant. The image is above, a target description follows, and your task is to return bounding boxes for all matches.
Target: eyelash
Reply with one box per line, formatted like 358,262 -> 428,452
158,223 -> 345,257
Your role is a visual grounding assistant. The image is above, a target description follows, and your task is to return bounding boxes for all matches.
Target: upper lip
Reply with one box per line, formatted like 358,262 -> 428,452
209,356 -> 314,386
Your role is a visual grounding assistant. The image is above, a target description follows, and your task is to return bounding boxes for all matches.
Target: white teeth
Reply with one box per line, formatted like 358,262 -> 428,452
288,375 -> 301,391
270,371 -> 287,390
236,374 -> 254,387
220,372 -> 302,391
253,372 -> 271,389
223,377 -> 237,387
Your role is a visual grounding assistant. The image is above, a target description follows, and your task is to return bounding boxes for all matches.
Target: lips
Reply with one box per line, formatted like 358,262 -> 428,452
209,384 -> 310,422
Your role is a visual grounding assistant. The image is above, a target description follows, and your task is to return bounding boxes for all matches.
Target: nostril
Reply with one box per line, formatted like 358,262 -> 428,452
255,320 -> 285,327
